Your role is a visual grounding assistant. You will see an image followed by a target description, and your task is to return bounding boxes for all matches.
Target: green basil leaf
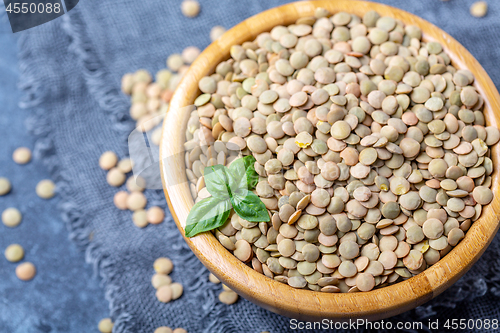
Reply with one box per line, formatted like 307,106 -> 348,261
242,155 -> 258,189
185,197 -> 232,237
228,155 -> 258,194
230,191 -> 270,222
203,164 -> 232,199
186,156 -> 266,238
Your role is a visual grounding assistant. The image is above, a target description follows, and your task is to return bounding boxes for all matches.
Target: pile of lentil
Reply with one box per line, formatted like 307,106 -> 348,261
152,257 -> 184,304
184,8 -> 500,293
121,45 -> 201,142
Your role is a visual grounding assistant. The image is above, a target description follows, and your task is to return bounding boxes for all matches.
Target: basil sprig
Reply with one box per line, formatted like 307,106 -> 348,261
185,155 -> 269,237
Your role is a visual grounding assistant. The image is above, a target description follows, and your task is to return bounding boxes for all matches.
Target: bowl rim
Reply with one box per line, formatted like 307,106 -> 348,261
160,0 -> 500,321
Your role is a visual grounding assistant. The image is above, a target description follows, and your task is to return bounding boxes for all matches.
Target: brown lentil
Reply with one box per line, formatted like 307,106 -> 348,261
16,262 -> 36,281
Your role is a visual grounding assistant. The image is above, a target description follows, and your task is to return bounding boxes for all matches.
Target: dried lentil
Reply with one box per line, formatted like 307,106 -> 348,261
2,207 -> 22,227
5,244 -> 24,262
181,0 -> 200,17
12,147 -> 32,164
16,262 -> 36,281
36,179 -> 56,199
0,177 -> 11,196
98,318 -> 114,333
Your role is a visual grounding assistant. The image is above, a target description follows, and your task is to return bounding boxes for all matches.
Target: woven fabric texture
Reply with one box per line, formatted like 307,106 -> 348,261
17,1 -> 500,332
0,16 -> 109,332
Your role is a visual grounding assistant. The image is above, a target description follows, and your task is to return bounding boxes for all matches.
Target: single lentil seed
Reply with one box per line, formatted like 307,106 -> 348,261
151,274 -> 172,289
99,151 -> 118,170
0,177 -> 11,196
2,207 -> 22,227
132,209 -> 148,228
219,290 -> 239,304
147,206 -> 165,224
36,179 -> 56,199
181,0 -> 200,17
171,282 -> 184,300
16,262 -> 36,281
5,244 -> 24,262
154,257 -> 173,275
12,147 -> 32,164
155,327 -> 173,333
114,191 -> 129,210
127,191 -> 147,211
156,285 -> 173,303
470,1 -> 488,18
98,318 -> 114,333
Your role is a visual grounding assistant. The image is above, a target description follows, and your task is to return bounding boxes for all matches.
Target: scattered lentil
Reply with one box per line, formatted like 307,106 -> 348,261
0,177 -> 11,196
36,179 -> 56,199
147,206 -> 165,224
16,262 -> 36,281
156,285 -> 173,303
2,207 -> 22,227
219,290 -> 239,304
99,151 -> 118,170
132,209 -> 148,228
155,327 -> 173,333
12,147 -> 32,164
107,168 -> 126,187
152,274 -> 172,289
170,282 -> 184,300
117,158 -> 133,173
154,257 -> 173,275
173,329 -> 188,333
5,244 -> 24,262
209,273 -> 220,284
114,191 -> 129,210
127,176 -> 146,192
210,26 -> 226,41
181,0 -> 200,18
127,191 -> 147,211
470,1 -> 488,18
98,318 -> 114,333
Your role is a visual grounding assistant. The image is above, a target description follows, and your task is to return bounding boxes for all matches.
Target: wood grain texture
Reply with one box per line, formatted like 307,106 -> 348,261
160,0 -> 500,321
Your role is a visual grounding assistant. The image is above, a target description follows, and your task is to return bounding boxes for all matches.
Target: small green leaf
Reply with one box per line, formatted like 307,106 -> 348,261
185,156 -> 268,238
204,164 -> 232,199
231,191 -> 270,222
242,155 -> 259,189
229,155 -> 258,193
185,197 -> 232,237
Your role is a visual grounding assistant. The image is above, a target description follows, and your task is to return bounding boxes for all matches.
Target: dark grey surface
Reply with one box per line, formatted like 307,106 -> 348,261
0,14 -> 108,333
8,0 -> 500,332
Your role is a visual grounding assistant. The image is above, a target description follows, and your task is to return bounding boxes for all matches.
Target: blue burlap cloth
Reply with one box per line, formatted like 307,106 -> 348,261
17,0 -> 500,332
0,13 -> 110,332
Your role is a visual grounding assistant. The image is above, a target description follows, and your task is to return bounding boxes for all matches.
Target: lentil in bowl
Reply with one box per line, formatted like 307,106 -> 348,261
162,0 -> 500,320
183,7 -> 499,293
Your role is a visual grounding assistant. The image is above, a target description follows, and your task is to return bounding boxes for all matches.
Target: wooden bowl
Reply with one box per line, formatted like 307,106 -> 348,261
161,0 -> 500,321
